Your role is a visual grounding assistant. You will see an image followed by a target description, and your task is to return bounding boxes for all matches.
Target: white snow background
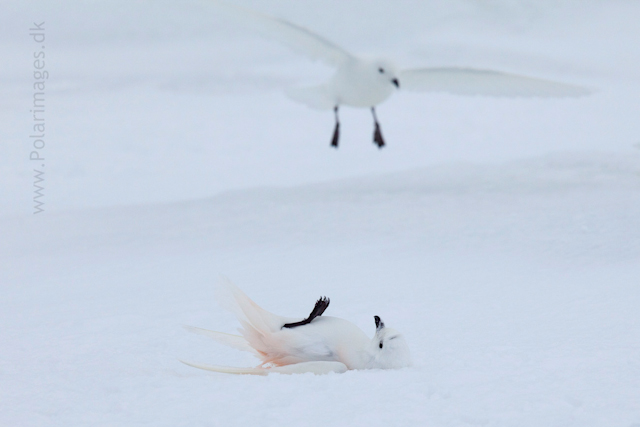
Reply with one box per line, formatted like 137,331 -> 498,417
1,1 -> 640,426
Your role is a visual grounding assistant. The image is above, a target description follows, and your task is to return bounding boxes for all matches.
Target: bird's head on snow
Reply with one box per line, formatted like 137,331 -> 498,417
368,315 -> 411,369
367,59 -> 400,89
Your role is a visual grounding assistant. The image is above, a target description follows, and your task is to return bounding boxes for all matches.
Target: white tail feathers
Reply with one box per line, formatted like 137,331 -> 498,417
183,325 -> 258,355
185,277 -> 297,368
213,277 -> 300,365
215,277 -> 284,333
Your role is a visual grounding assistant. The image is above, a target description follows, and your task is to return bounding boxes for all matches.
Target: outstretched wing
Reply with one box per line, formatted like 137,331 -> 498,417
180,360 -> 348,375
180,359 -> 269,375
207,0 -> 353,66
399,67 -> 591,98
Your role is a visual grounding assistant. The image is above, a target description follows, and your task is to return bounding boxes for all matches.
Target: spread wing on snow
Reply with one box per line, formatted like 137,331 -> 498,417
207,0 -> 353,67
179,360 -> 348,375
399,67 -> 592,98
180,359 -> 269,375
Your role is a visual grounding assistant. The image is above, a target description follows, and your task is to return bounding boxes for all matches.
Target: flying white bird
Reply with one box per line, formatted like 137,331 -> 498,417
181,278 -> 412,375
206,1 -> 591,148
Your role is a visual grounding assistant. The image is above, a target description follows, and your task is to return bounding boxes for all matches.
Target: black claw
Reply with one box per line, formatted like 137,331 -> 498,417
331,122 -> 340,148
371,107 -> 385,149
330,106 -> 340,148
373,122 -> 385,148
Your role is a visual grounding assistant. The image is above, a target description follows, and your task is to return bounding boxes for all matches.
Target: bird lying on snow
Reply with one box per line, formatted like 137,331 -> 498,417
206,0 -> 591,148
180,278 -> 411,375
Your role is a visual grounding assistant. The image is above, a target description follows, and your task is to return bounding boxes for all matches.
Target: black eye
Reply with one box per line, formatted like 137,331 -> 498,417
379,342 -> 383,349
378,67 -> 384,73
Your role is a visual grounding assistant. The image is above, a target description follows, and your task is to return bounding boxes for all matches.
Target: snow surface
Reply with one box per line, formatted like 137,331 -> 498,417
2,1 -> 640,426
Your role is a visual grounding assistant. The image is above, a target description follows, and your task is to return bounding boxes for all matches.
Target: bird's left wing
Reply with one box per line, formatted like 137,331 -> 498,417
206,0 -> 353,67
399,67 -> 591,98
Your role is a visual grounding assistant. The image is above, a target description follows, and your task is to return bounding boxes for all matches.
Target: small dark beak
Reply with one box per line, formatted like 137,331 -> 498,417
392,78 -> 400,88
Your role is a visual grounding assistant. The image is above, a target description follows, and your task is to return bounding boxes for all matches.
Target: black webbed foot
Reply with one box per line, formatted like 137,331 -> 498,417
371,107 -> 385,149
282,297 -> 330,329
331,122 -> 340,148
331,106 -> 340,148
373,122 -> 385,148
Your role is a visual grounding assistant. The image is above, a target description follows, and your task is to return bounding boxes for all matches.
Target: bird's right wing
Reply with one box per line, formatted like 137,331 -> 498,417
399,67 -> 592,98
180,359 -> 269,375
206,0 -> 353,67
180,360 -> 348,375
